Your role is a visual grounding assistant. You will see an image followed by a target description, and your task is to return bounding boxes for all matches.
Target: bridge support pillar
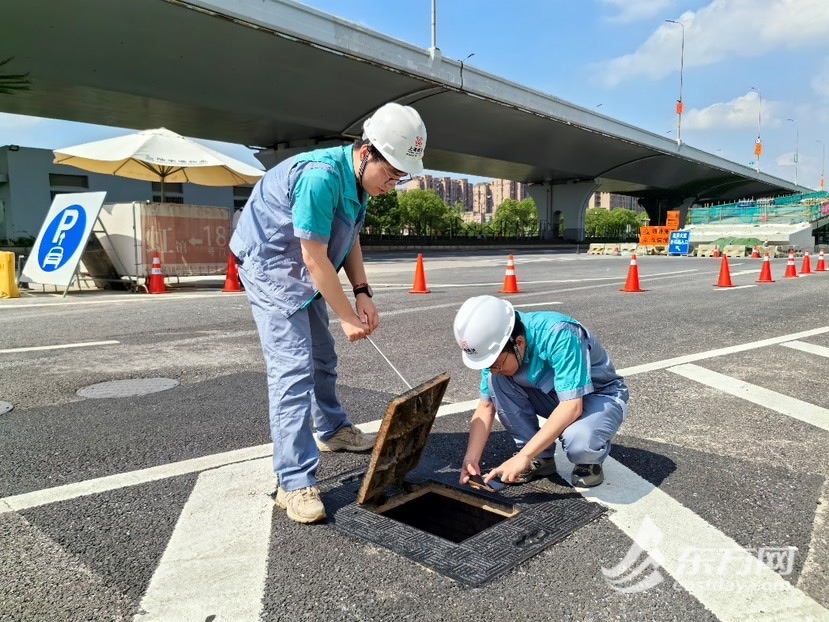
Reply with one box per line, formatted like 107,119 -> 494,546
527,180 -> 599,241
638,196 -> 695,227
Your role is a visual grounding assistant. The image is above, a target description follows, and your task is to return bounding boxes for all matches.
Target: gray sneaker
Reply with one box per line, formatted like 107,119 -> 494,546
509,454 -> 558,485
316,426 -> 376,452
275,486 -> 326,524
571,463 -> 604,487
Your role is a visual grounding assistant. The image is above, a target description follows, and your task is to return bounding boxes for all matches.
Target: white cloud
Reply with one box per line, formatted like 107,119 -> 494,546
600,0 -> 675,23
598,0 -> 829,87
811,56 -> 829,99
683,90 -> 774,131
0,113 -> 44,130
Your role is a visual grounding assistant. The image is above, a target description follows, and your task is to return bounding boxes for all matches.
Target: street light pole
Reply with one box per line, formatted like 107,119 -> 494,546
459,52 -> 474,90
750,86 -> 762,172
787,118 -> 799,186
818,140 -> 826,190
666,19 -> 685,146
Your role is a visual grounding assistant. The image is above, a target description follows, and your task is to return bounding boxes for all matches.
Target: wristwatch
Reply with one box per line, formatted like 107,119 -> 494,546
353,283 -> 373,298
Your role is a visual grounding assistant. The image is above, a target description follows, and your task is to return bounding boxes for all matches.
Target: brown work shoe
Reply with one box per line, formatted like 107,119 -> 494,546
275,486 -> 326,524
315,426 -> 375,452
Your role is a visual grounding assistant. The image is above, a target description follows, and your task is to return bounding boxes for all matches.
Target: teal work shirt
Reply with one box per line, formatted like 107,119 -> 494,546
229,145 -> 367,318
480,311 -> 628,403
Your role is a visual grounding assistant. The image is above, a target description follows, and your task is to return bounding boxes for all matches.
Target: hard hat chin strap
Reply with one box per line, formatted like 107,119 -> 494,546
509,337 -> 524,367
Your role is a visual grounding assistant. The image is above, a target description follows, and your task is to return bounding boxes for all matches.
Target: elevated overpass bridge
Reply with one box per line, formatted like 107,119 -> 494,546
2,0 -> 806,238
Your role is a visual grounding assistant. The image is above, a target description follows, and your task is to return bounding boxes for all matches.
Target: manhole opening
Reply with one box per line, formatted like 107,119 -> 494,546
375,484 -> 519,544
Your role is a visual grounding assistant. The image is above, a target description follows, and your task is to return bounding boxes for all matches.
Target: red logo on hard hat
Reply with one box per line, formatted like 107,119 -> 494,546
460,339 -> 476,354
407,136 -> 425,158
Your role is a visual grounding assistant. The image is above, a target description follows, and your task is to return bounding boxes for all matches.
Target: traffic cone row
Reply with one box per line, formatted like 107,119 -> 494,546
620,254 -> 645,293
147,251 -> 168,294
409,253 -> 430,294
222,253 -> 243,292
756,253 -> 775,283
801,250 -> 812,275
715,255 -> 734,288
784,251 -> 798,278
499,254 -> 521,294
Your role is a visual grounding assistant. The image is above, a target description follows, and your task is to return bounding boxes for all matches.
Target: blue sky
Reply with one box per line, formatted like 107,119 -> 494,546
2,0 -> 828,188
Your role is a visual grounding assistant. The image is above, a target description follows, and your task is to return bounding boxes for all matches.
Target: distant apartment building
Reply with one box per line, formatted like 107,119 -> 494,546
400,175 -> 526,224
589,191 -> 640,211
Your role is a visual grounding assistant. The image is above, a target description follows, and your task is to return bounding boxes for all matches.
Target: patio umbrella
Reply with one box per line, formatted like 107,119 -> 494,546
53,127 -> 264,201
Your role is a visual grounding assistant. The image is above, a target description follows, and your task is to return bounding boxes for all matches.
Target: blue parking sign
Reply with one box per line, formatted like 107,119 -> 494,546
22,192 -> 107,287
668,230 -> 690,256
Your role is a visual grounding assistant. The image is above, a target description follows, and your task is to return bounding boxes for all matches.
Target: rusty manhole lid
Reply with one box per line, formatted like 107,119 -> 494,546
77,378 -> 180,399
357,373 -> 451,505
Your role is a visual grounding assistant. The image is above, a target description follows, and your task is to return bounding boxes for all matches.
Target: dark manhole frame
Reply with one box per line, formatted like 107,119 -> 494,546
323,457 -> 606,587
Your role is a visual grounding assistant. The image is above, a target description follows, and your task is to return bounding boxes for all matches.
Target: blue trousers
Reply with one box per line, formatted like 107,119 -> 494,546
238,264 -> 352,492
489,374 -> 627,465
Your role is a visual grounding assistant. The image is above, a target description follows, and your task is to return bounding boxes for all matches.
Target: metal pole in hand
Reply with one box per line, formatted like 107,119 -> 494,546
366,335 -> 413,390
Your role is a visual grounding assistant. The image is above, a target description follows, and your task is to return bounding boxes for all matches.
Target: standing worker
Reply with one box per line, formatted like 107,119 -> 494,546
230,103 -> 427,524
452,296 -> 629,488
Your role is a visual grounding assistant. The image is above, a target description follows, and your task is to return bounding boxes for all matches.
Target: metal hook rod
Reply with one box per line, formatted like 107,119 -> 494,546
365,335 -> 413,390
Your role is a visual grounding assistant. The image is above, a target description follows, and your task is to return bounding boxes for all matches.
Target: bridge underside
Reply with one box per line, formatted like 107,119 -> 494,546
2,0 -> 796,204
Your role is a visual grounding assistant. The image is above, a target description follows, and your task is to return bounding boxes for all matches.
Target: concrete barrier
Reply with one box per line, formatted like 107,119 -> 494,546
696,244 -> 717,257
723,245 -> 746,258
587,243 -> 606,255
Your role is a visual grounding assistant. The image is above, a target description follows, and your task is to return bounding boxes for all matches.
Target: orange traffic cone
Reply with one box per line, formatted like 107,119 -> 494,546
715,254 -> 734,288
613,245 -> 621,256
751,246 -> 760,259
499,254 -> 521,294
817,249 -> 826,272
222,253 -> 242,292
712,247 -> 721,258
756,253 -> 775,283
147,251 -> 168,294
409,253 -> 430,294
784,251 -> 798,278
800,250 -> 812,275
620,254 -> 645,293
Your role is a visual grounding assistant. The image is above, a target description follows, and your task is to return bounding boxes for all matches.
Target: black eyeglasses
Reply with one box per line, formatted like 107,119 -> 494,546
488,351 -> 510,374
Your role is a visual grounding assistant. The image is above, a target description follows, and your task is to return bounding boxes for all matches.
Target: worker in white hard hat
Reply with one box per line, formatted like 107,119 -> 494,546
230,102 -> 427,524
453,295 -> 629,488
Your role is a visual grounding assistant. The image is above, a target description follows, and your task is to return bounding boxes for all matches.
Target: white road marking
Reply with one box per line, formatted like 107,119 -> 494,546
563,452 -> 829,621
782,340 -> 829,359
514,301 -> 562,308
133,459 -> 274,622
713,285 -> 756,290
0,340 -> 120,354
668,363 -> 829,433
620,325 -> 829,377
0,400 -> 479,514
0,292 -> 244,309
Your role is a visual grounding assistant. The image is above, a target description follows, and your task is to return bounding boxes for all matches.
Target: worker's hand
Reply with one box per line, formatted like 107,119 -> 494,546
340,315 -> 369,342
355,298 -> 379,335
485,453 -> 532,485
459,456 -> 481,485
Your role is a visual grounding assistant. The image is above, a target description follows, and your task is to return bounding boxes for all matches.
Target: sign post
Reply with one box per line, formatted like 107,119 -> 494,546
21,192 -> 107,296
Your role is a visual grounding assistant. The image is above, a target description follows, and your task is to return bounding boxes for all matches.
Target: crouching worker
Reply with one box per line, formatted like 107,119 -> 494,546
452,296 -> 629,488
230,103 -> 427,524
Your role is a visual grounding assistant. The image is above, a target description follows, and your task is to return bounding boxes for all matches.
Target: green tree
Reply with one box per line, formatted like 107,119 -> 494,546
0,58 -> 30,95
492,198 -> 538,237
585,208 -> 640,239
398,189 -> 449,236
366,189 -> 400,235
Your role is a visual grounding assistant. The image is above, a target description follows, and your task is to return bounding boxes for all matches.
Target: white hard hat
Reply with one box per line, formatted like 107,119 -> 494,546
453,296 -> 515,370
363,103 -> 426,175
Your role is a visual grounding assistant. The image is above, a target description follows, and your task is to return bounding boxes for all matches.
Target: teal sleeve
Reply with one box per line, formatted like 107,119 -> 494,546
292,168 -> 338,242
479,369 -> 492,401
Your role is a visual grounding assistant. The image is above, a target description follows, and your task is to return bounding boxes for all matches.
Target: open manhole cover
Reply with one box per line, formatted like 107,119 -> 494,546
0,401 -> 13,415
77,378 -> 180,399
321,373 -> 605,587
